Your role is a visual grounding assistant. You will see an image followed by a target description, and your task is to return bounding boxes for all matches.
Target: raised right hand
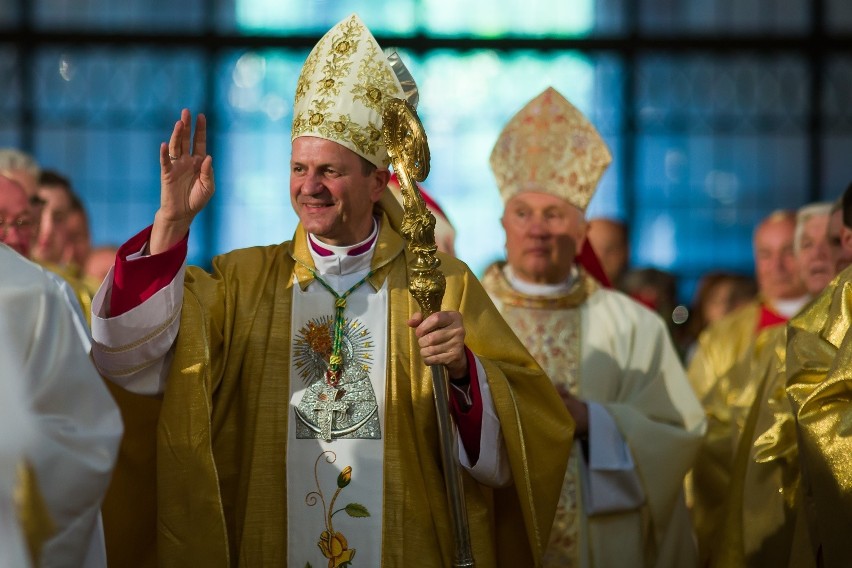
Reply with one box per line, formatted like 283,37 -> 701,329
150,108 -> 215,254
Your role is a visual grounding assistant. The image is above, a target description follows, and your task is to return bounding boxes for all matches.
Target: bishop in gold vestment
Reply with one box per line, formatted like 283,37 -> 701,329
484,87 -> 705,568
91,14 -> 573,567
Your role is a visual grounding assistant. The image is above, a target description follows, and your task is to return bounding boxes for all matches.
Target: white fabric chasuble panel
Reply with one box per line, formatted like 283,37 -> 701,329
287,274 -> 388,568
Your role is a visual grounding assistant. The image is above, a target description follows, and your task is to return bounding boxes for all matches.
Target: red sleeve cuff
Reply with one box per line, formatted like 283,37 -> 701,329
450,347 -> 483,464
110,225 -> 188,317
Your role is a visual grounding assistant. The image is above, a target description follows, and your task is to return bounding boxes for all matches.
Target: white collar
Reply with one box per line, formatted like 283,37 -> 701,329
503,264 -> 578,296
308,219 -> 378,277
773,294 -> 811,318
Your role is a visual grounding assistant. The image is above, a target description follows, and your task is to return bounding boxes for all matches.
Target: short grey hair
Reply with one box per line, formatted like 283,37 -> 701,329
0,148 -> 40,179
794,201 -> 833,254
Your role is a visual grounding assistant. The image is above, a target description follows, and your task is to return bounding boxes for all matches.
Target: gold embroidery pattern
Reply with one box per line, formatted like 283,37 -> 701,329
305,451 -> 370,568
292,108 -> 382,160
490,87 -> 612,212
482,263 -> 584,565
352,42 -> 393,114
317,18 -> 360,99
290,14 -> 404,168
295,41 -> 323,105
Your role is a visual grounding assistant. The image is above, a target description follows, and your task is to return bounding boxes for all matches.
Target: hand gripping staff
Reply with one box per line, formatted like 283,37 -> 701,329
382,97 -> 475,568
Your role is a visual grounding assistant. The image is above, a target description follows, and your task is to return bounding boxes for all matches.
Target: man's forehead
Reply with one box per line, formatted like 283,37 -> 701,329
38,186 -> 72,207
0,169 -> 37,196
292,136 -> 358,161
0,177 -> 29,208
506,191 -> 575,210
0,197 -> 28,214
756,218 -> 794,240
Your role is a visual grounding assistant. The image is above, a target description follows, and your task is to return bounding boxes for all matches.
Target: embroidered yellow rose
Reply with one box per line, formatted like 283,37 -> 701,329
318,530 -> 355,568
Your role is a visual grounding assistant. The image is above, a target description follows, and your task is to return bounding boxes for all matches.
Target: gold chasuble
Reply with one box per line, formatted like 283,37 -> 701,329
483,263 -> 704,568
786,266 -> 852,568
687,300 -> 764,402
39,261 -> 94,326
713,324 -> 814,567
686,299 -> 786,564
140,197 -> 572,567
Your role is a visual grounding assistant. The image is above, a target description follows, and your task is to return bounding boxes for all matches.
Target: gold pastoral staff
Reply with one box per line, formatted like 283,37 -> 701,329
382,96 -> 474,568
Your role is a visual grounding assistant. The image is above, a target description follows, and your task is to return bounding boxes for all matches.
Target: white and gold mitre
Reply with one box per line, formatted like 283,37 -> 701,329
489,87 -> 612,212
291,14 -> 408,168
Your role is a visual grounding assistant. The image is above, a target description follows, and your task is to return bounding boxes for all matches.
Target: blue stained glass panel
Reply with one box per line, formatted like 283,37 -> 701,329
0,48 -> 20,121
232,0 -> 595,36
30,48 -> 211,266
0,0 -> 18,26
34,0 -> 207,31
827,0 -> 852,33
639,0 -> 808,34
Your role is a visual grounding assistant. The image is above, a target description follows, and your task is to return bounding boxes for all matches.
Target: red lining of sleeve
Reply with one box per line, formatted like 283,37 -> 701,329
449,347 -> 483,464
110,226 -> 188,317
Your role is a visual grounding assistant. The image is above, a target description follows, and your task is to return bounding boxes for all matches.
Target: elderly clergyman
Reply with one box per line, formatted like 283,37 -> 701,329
482,86 -> 706,568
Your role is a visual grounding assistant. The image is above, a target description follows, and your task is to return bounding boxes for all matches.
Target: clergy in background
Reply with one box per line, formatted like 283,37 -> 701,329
90,14 -> 573,568
0,170 -> 94,325
714,201 -> 836,567
687,209 -> 811,563
482,86 -> 706,568
785,183 -> 852,568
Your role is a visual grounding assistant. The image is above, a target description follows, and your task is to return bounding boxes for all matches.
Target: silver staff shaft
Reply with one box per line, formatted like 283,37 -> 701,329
430,362 -> 475,568
382,96 -> 475,567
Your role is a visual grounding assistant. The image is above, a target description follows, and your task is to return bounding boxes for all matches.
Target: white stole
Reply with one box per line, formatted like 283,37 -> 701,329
287,263 -> 388,567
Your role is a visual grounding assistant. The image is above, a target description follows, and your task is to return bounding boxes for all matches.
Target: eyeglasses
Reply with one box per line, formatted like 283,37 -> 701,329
0,217 -> 37,238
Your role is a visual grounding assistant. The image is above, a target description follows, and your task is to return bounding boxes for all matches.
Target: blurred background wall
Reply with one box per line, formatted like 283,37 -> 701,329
2,0 -> 851,303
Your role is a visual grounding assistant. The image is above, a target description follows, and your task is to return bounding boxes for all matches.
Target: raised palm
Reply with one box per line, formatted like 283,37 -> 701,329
151,109 -> 215,254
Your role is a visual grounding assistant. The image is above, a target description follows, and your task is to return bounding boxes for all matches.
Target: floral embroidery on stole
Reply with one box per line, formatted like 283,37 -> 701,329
482,263 -> 599,566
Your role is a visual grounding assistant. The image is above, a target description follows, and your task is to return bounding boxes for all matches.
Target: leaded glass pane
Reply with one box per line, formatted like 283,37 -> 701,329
638,55 -> 808,133
639,0 -> 808,34
823,135 -> 852,199
30,48 -> 210,265
827,0 -> 852,33
34,0 -> 206,31
231,0 -> 416,34
821,58 -> 852,197
592,0 -> 628,35
823,57 -> 852,132
0,48 -> 20,121
634,54 -> 811,301
0,0 -> 18,26
420,0 -> 594,37
230,0 -> 595,37
212,50 -> 303,254
33,48 -> 206,122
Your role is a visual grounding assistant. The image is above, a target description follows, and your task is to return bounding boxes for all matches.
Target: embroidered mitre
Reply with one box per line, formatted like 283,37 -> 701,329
489,87 -> 612,212
291,13 -> 417,168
